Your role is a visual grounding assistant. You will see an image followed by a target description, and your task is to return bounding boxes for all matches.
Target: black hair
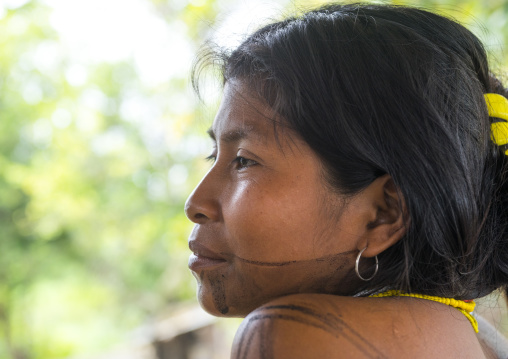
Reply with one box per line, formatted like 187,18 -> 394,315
193,3 -> 508,299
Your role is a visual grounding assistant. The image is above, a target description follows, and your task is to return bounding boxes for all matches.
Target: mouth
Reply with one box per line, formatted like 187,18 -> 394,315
188,240 -> 228,271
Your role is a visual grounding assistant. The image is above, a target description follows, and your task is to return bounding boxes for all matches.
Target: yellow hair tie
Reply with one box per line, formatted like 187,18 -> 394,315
485,93 -> 508,153
370,290 -> 478,333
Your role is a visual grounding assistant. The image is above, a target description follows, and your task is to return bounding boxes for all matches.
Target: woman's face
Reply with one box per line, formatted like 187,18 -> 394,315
185,81 -> 368,317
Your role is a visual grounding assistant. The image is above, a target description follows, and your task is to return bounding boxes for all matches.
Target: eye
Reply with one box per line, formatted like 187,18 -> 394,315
234,156 -> 257,169
205,154 -> 216,163
205,148 -> 217,163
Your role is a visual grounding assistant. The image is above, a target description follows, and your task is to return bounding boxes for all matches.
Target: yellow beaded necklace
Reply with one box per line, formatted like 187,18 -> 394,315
370,290 -> 478,333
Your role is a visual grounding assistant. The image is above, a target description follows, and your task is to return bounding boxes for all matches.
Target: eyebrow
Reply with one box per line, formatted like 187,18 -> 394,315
207,125 -> 256,144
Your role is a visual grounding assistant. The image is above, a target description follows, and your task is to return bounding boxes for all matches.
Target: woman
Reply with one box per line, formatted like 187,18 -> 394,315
185,3 -> 508,358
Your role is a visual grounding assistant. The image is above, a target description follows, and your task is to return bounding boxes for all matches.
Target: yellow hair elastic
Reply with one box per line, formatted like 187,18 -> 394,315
485,93 -> 508,154
370,290 -> 478,333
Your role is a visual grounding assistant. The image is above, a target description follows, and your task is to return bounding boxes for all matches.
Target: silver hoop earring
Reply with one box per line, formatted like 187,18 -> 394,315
355,247 -> 378,281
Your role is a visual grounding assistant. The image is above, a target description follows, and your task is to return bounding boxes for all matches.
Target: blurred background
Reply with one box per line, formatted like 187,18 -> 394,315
1,0 -> 507,358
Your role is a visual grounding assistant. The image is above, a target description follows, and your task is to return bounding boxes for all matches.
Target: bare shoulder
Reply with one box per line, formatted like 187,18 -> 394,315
231,293 -> 486,359
231,294 -> 385,359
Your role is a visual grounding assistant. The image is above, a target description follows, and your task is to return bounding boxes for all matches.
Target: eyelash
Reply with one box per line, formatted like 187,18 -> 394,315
234,156 -> 257,169
205,154 -> 216,163
204,154 -> 257,170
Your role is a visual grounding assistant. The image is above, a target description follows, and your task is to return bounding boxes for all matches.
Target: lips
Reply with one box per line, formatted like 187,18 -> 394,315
188,240 -> 228,271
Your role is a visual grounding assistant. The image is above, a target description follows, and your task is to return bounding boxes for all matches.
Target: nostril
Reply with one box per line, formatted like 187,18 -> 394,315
195,213 -> 208,219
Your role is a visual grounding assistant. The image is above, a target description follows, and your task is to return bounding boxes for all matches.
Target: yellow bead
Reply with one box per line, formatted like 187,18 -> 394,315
370,290 -> 478,333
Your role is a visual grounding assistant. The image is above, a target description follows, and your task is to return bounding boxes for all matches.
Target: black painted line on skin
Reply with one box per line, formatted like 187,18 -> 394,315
238,258 -> 298,267
339,329 -> 388,359
326,300 -> 388,358
265,319 -> 275,359
264,305 -> 387,358
235,315 -> 287,359
258,317 -> 274,359
237,307 -> 387,359
248,313 -> 334,335
232,250 -> 356,267
236,315 -> 272,359
248,314 -> 383,359
263,304 -> 342,332
240,323 -> 256,359
234,320 -> 247,359
209,275 -> 229,314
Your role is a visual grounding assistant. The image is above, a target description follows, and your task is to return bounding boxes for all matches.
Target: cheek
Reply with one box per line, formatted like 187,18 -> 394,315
223,179 -> 331,261
195,250 -> 358,317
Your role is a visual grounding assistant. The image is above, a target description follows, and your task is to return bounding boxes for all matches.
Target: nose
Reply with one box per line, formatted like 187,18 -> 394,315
184,170 -> 221,224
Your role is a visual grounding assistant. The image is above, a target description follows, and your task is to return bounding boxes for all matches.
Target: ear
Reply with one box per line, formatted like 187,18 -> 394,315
357,174 -> 408,258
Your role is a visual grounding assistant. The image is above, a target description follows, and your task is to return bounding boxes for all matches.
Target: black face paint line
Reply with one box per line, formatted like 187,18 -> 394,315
208,272 -> 229,315
234,304 -> 388,359
232,250 -> 356,267
194,249 -> 360,317
231,250 -> 359,295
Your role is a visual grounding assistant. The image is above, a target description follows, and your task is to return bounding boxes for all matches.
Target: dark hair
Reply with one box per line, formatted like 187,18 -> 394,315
193,3 -> 508,299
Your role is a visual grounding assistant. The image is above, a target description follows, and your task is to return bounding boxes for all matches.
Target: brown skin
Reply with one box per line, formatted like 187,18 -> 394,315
185,81 -> 487,358
233,294 -> 486,359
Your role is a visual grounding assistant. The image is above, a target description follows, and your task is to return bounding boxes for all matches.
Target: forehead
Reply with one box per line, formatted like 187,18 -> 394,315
210,81 -> 282,143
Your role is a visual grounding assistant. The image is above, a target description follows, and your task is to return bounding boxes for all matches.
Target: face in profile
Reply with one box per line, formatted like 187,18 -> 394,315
184,81 -> 366,317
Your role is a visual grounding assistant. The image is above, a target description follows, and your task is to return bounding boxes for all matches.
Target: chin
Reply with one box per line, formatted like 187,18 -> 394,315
197,285 -> 262,318
197,284 -> 232,317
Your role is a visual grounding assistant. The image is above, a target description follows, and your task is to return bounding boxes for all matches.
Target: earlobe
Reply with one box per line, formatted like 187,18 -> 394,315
359,175 -> 409,257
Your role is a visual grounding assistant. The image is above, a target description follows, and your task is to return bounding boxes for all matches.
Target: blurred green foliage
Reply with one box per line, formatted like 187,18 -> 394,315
0,0 -> 506,358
